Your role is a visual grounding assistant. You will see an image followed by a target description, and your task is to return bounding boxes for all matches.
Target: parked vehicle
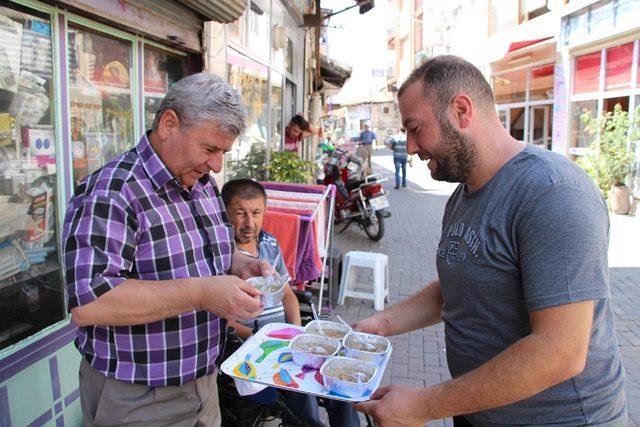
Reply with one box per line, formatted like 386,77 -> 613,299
322,149 -> 391,241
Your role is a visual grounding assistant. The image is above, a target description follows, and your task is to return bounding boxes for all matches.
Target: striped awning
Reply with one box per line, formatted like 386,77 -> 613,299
177,0 -> 247,23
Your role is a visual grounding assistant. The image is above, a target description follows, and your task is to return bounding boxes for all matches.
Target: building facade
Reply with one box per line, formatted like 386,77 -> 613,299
386,0 -> 640,197
0,0 -> 312,424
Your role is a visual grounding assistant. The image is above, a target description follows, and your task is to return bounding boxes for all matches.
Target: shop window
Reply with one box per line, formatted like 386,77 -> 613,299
570,100 -> 597,149
270,71 -> 283,151
143,46 -> 187,130
0,5 -> 64,350
493,70 -> 527,104
603,96 -> 629,114
605,42 -> 633,92
638,48 -> 640,87
226,51 -> 269,179
573,51 -> 601,94
68,26 -> 135,185
530,64 -> 554,100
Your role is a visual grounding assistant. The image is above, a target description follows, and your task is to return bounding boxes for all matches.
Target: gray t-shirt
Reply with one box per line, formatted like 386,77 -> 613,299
437,145 -> 626,425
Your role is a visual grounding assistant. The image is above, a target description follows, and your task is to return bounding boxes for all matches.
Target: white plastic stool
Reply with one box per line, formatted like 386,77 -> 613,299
337,251 -> 389,311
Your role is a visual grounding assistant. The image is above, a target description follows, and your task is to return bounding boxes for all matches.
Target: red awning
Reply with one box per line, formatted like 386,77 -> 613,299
507,37 -> 554,54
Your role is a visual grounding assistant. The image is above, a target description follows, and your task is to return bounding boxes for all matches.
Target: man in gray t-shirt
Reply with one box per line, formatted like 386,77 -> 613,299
353,56 -> 626,426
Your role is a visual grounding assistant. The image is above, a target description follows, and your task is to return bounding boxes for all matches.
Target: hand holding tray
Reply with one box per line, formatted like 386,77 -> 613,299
220,322 -> 393,402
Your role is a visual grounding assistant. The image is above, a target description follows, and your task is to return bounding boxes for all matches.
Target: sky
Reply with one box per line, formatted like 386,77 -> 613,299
322,0 -> 392,69
322,0 -> 394,103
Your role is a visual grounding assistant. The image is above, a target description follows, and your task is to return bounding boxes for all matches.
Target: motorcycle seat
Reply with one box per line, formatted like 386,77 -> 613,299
346,179 -> 365,191
346,176 -> 378,191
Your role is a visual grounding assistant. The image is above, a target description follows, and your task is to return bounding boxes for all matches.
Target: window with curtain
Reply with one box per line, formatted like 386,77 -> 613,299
573,51 -> 601,94
605,42 -> 633,91
530,64 -> 555,100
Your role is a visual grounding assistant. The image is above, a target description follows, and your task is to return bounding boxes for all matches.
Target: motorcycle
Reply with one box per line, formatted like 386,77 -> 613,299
322,148 -> 391,241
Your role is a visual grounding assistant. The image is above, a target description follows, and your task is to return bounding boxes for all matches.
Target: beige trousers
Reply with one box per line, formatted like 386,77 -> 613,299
79,359 -> 221,427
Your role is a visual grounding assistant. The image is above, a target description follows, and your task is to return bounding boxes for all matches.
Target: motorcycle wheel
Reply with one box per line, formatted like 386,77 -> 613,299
363,211 -> 385,241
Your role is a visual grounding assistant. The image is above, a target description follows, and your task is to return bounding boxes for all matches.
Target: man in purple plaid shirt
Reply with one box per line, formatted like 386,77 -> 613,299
63,73 -> 270,426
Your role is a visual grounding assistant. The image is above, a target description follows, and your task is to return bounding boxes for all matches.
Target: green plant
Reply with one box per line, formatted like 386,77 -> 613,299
225,145 -> 316,183
267,151 -> 315,183
578,104 -> 639,198
226,143 -> 268,180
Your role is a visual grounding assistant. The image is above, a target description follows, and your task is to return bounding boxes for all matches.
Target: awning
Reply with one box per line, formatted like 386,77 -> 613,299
320,55 -> 353,87
507,36 -> 554,54
176,0 -> 247,23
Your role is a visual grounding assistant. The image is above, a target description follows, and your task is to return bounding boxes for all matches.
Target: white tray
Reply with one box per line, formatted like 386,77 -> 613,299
220,322 -> 392,402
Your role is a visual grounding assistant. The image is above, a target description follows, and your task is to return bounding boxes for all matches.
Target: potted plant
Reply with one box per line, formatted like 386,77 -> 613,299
226,144 -> 316,184
226,143 -> 268,181
578,104 -> 639,215
268,151 -> 315,183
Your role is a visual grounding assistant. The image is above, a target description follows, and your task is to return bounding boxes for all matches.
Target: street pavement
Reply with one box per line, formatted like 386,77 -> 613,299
325,148 -> 640,426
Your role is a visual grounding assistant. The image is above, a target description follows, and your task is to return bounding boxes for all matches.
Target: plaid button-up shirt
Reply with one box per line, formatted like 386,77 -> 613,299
63,133 -> 235,386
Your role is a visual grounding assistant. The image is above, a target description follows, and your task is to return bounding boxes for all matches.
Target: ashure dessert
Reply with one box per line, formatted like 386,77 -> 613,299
320,356 -> 377,398
248,276 -> 285,293
289,334 -> 340,369
304,320 -> 350,340
324,367 -> 372,384
290,341 -> 337,356
246,276 -> 286,308
343,332 -> 389,353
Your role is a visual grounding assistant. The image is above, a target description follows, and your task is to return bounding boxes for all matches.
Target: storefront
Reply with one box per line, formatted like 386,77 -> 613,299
0,0 -> 244,424
222,0 -> 307,179
553,0 -> 640,159
491,38 -> 556,150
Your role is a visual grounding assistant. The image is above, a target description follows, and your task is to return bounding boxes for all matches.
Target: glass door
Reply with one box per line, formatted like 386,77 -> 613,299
529,105 -> 552,150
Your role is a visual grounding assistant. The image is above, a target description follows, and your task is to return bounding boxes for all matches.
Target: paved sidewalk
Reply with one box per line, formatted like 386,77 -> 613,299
326,149 -> 640,426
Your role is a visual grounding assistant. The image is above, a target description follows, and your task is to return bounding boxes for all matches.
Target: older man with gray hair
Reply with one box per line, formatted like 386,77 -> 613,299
63,73 -> 269,426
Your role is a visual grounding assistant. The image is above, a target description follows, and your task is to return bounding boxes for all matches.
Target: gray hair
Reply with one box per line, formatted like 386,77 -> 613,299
398,55 -> 495,121
151,72 -> 247,136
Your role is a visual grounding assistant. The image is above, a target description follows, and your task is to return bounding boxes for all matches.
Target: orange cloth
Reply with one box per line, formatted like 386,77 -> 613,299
262,210 -> 300,282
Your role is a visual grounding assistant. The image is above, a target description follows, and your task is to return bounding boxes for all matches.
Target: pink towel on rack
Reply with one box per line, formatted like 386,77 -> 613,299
311,218 -> 322,271
263,210 -> 300,281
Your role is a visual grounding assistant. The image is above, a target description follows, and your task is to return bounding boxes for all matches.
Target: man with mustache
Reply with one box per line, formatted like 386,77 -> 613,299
221,179 -> 301,340
353,56 -> 627,426
63,73 -> 270,426
222,178 -> 360,427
